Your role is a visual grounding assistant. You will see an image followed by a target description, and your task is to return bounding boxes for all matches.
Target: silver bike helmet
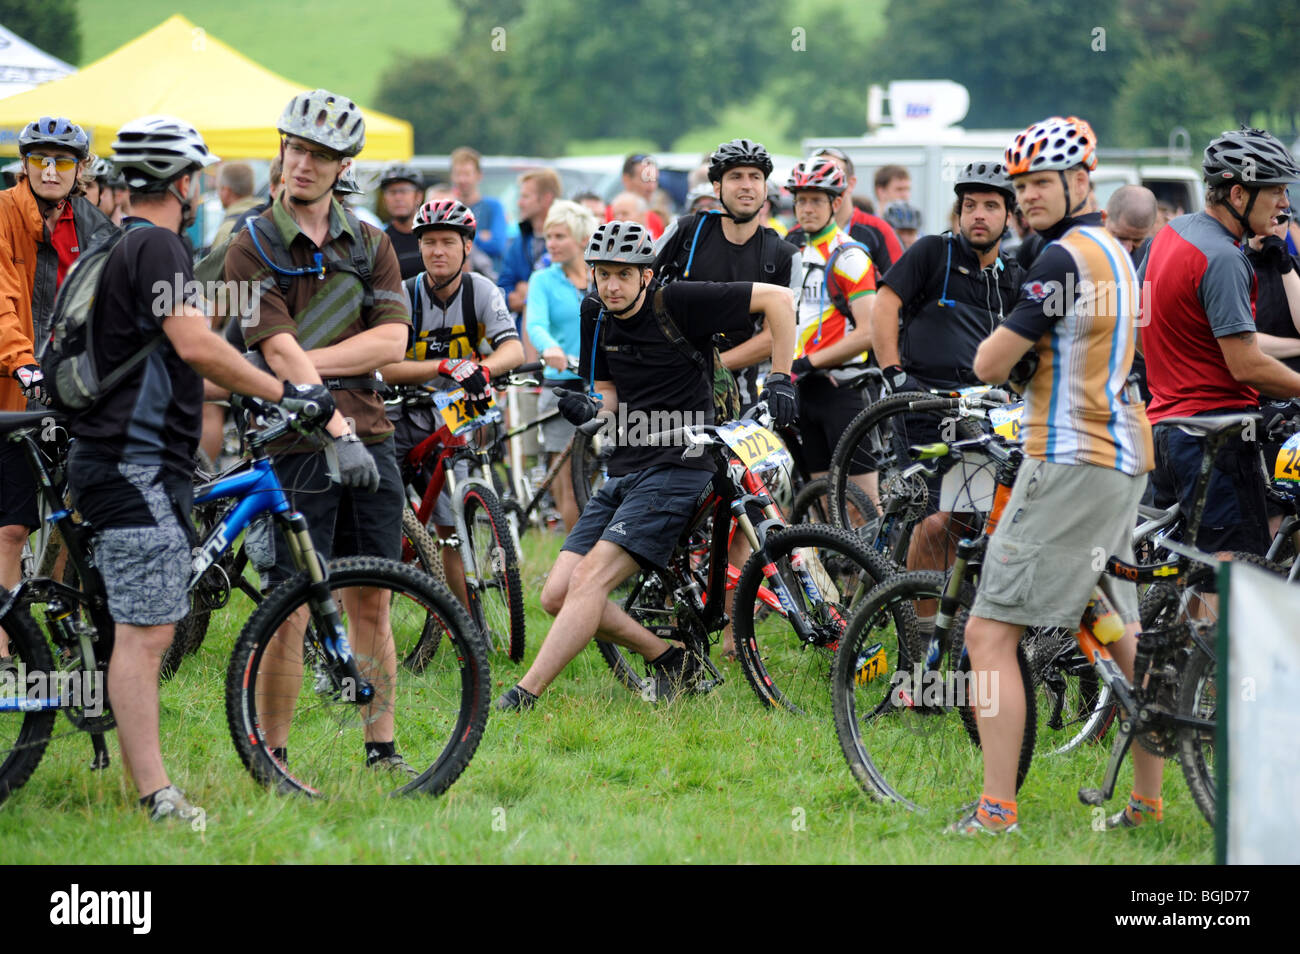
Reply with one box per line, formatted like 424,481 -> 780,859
277,88 -> 366,158
584,220 -> 656,265
18,116 -> 89,160
111,115 -> 219,190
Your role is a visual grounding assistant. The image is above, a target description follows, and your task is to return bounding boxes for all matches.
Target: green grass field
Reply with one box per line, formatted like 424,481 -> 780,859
0,529 -> 1212,864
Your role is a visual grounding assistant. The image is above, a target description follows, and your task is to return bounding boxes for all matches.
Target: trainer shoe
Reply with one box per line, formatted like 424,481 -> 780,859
944,801 -> 1020,836
1106,794 -> 1163,829
494,684 -> 538,712
651,646 -> 701,704
143,785 -> 204,824
366,750 -> 420,779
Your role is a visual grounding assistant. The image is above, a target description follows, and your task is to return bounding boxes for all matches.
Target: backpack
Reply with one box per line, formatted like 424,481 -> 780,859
247,207 -> 376,308
597,287 -> 741,424
654,211 -> 784,286
402,272 -> 479,359
43,221 -> 164,413
813,239 -> 873,320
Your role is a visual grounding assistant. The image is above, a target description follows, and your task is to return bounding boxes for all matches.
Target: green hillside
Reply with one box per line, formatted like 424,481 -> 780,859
76,0 -> 885,152
76,0 -> 460,105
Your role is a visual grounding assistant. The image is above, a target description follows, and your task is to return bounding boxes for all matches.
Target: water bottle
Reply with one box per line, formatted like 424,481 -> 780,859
1083,590 -> 1124,644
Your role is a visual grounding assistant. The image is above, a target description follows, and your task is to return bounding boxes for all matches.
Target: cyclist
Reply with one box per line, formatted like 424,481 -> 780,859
785,158 -> 877,503
655,139 -> 799,409
653,139 -> 798,658
786,148 -> 903,278
1142,128 -> 1300,559
380,198 -> 523,602
870,161 -> 1022,579
81,157 -> 117,218
874,164 -> 912,209
379,163 -> 427,280
66,115 -> 330,821
0,117 -> 114,662
957,116 -> 1156,834
224,89 -> 416,775
764,181 -> 788,237
526,198 -> 598,531
494,220 -> 798,711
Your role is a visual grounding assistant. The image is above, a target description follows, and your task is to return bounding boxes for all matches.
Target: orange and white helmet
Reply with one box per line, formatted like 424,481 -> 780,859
1004,116 -> 1098,176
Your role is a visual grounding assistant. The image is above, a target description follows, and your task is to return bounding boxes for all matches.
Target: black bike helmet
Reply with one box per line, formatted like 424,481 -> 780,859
379,163 -> 425,190
955,161 -> 1016,207
1203,128 -> 1300,186
883,201 -> 923,231
585,220 -> 656,265
708,138 -> 774,183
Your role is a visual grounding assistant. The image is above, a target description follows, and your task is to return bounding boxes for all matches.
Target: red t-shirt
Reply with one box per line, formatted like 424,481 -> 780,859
50,200 -> 80,287
852,208 -> 904,268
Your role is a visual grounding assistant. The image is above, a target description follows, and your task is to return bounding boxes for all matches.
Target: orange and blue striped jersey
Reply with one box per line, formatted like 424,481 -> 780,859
1001,213 -> 1153,476
794,221 -> 875,363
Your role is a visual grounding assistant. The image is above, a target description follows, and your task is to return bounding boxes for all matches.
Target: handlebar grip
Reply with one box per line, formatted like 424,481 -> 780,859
578,416 -> 606,437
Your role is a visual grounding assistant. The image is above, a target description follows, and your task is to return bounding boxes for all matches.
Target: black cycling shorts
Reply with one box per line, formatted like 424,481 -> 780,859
795,375 -> 867,474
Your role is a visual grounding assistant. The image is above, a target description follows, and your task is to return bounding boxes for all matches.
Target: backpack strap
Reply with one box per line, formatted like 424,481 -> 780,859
93,221 -> 167,399
651,287 -> 709,375
341,209 -> 375,308
248,216 -> 294,299
403,273 -> 424,353
821,239 -> 873,319
461,273 -> 478,355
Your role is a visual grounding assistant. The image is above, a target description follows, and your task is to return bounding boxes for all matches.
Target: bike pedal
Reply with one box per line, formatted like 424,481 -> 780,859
1078,787 -> 1105,806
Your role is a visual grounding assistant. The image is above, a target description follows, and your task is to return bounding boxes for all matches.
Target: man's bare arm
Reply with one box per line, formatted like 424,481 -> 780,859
1218,331 -> 1300,397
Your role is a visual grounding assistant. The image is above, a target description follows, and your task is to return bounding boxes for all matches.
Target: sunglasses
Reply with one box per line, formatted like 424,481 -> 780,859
814,147 -> 850,162
25,153 -> 79,171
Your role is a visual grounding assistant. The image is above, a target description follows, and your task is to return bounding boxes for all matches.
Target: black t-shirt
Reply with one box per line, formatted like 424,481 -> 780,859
655,213 -> 796,403
880,232 -> 1023,390
385,224 -> 423,280
1250,249 -> 1300,373
580,280 -> 753,475
69,219 -> 204,477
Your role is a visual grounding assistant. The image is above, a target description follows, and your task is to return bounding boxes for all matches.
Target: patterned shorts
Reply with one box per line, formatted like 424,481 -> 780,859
68,453 -> 195,627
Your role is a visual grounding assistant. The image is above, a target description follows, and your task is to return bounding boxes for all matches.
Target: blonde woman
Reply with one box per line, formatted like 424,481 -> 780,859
526,199 -> 597,531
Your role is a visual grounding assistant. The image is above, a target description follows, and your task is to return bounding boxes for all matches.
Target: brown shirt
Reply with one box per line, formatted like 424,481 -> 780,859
225,196 -> 410,450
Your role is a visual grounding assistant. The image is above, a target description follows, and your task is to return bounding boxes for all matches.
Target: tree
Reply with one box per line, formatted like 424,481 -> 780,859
766,6 -> 883,139
1112,52 -> 1231,150
0,0 -> 81,65
507,0 -> 786,150
869,0 -> 1139,140
1186,0 -> 1300,135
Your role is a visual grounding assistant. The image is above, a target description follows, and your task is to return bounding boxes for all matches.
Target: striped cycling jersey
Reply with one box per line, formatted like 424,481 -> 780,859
795,221 -> 876,363
1001,213 -> 1153,476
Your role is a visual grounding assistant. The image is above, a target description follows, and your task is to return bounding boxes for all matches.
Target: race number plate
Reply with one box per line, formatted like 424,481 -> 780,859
1275,431 -> 1300,482
989,402 -> 1025,442
434,388 -> 500,436
718,420 -> 792,475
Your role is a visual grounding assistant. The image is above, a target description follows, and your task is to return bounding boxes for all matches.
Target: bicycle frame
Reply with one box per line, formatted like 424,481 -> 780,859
0,407 -> 377,716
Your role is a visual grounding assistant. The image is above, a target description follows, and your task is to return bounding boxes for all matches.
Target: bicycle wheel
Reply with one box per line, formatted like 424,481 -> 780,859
790,476 -> 875,530
1176,644 -> 1216,826
460,483 -> 526,662
827,392 -> 984,559
0,597 -> 57,805
596,567 -> 678,699
830,571 -> 1035,810
401,506 -> 447,588
570,428 -> 611,514
1022,626 -> 1114,755
225,556 -> 488,798
733,524 -> 893,716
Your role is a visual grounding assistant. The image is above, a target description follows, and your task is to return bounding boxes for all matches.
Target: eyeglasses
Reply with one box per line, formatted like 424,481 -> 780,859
25,153 -> 79,171
282,138 -> 342,166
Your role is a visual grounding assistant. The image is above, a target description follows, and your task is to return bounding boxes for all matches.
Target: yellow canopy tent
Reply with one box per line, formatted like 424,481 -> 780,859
0,15 -> 412,160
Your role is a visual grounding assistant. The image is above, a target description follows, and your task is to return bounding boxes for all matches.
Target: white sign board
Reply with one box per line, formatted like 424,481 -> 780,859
1225,562 -> 1300,863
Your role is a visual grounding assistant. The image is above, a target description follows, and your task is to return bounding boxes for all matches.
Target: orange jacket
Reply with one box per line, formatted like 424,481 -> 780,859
0,182 -> 45,412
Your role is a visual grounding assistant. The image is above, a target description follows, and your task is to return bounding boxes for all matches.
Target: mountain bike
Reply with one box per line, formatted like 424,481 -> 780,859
830,414 -> 1277,824
392,381 -> 526,661
577,406 -> 892,713
0,398 -> 488,804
